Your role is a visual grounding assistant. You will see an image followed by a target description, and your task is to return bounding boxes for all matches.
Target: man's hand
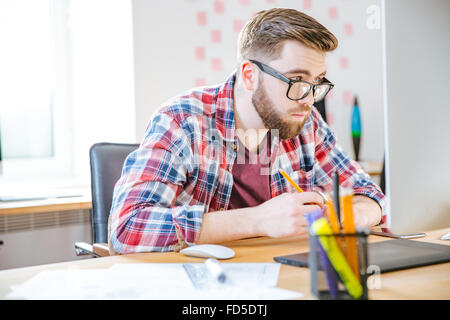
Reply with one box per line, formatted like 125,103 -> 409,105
197,192 -> 324,245
256,192 -> 324,238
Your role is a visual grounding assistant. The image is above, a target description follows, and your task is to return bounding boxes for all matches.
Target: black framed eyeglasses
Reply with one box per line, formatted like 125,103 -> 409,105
249,59 -> 334,102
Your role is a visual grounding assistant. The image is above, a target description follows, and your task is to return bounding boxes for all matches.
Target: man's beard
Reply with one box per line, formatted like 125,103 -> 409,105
251,78 -> 310,140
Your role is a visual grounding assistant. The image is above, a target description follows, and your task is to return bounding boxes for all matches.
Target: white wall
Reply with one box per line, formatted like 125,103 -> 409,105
132,0 -> 384,163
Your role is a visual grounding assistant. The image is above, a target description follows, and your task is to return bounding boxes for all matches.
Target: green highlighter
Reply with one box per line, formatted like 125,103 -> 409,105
311,217 -> 363,299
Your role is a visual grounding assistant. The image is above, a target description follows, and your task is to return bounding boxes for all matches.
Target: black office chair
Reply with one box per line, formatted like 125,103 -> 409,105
380,157 -> 386,194
75,142 -> 139,257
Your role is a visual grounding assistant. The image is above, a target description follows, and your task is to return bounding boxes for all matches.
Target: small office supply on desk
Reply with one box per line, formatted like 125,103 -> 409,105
184,258 -> 230,289
441,231 -> 450,240
341,193 -> 360,280
332,170 -> 341,224
182,260 -> 284,291
308,218 -> 369,299
306,184 -> 369,300
306,209 -> 339,299
205,258 -> 228,283
277,166 -> 368,299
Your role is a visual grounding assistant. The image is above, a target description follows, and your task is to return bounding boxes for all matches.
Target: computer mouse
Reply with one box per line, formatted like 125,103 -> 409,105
180,244 -> 235,260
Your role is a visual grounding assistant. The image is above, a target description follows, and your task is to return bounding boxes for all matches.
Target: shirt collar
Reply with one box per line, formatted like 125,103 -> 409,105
213,72 -> 237,142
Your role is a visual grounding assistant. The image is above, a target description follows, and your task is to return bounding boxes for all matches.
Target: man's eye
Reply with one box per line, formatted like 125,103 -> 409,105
291,76 -> 302,81
315,78 -> 324,84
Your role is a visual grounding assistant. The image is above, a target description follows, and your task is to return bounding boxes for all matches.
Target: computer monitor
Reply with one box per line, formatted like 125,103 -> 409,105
382,0 -> 450,234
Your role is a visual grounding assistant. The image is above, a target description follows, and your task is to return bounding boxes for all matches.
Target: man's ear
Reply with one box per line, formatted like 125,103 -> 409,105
239,61 -> 257,91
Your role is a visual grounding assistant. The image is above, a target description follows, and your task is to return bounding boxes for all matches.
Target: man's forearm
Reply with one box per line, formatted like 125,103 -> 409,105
196,207 -> 263,244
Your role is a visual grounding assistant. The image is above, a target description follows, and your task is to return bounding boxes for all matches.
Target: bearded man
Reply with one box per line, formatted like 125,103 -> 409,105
108,8 -> 385,254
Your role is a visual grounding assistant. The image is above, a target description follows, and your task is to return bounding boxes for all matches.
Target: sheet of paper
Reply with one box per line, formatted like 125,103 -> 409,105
6,263 -> 303,300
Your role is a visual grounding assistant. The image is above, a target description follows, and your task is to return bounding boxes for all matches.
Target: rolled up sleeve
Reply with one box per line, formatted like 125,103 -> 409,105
108,113 -> 204,254
312,109 -> 386,221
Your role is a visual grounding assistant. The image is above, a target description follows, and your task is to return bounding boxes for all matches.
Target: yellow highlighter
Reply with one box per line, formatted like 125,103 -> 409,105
279,168 -> 303,193
311,217 -> 363,299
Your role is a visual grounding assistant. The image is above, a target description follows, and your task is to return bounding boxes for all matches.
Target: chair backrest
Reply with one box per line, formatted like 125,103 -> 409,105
89,142 -> 139,243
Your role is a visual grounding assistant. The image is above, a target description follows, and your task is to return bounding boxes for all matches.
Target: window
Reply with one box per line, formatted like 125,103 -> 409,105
0,0 -> 72,182
0,0 -> 136,190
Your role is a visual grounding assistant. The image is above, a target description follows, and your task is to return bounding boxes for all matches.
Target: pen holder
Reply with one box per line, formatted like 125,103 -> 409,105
308,229 -> 370,300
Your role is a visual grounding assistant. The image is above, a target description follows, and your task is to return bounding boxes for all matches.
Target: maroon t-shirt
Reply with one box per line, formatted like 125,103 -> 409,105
229,132 -> 272,209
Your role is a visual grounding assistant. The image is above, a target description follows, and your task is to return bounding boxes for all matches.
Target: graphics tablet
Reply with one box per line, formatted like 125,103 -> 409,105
273,239 -> 450,273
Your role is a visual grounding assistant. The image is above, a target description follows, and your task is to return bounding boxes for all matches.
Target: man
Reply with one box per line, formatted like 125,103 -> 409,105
108,8 -> 385,254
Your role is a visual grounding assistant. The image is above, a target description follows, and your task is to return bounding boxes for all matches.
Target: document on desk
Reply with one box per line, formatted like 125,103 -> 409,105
6,263 -> 303,300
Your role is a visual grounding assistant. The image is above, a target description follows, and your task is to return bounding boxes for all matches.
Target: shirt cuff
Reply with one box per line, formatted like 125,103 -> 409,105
353,190 -> 386,225
172,204 -> 205,251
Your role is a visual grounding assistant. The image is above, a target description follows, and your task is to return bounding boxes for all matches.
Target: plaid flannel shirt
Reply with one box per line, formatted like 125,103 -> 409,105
109,73 -> 386,254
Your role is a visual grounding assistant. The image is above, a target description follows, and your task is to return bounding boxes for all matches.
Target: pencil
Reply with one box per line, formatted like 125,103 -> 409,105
333,170 -> 341,226
279,168 -> 303,193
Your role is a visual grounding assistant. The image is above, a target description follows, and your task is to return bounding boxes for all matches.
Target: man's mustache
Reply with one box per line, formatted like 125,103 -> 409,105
288,104 -> 311,114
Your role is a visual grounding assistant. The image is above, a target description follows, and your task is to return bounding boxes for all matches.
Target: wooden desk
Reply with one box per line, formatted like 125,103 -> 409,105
0,228 -> 449,300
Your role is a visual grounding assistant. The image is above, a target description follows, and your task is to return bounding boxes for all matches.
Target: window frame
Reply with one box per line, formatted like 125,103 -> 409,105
0,0 -> 73,184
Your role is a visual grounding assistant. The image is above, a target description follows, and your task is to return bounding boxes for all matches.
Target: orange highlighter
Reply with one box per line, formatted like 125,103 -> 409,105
325,199 -> 344,251
342,193 -> 360,280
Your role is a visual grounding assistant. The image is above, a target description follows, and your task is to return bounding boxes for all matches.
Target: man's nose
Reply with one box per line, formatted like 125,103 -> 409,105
298,90 -> 315,108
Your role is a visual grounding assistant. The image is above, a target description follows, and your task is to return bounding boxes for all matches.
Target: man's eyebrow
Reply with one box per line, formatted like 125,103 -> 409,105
284,69 -> 327,78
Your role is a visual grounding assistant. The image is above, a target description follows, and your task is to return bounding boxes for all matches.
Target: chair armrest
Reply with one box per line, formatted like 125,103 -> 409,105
93,243 -> 109,257
75,242 -> 110,257
75,241 -> 96,256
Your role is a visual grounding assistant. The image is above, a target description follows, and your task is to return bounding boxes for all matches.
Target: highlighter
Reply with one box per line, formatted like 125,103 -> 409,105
306,209 -> 339,299
325,199 -> 344,252
342,193 -> 360,281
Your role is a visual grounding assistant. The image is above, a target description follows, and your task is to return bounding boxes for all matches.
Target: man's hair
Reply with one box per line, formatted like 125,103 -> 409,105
237,8 -> 338,63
